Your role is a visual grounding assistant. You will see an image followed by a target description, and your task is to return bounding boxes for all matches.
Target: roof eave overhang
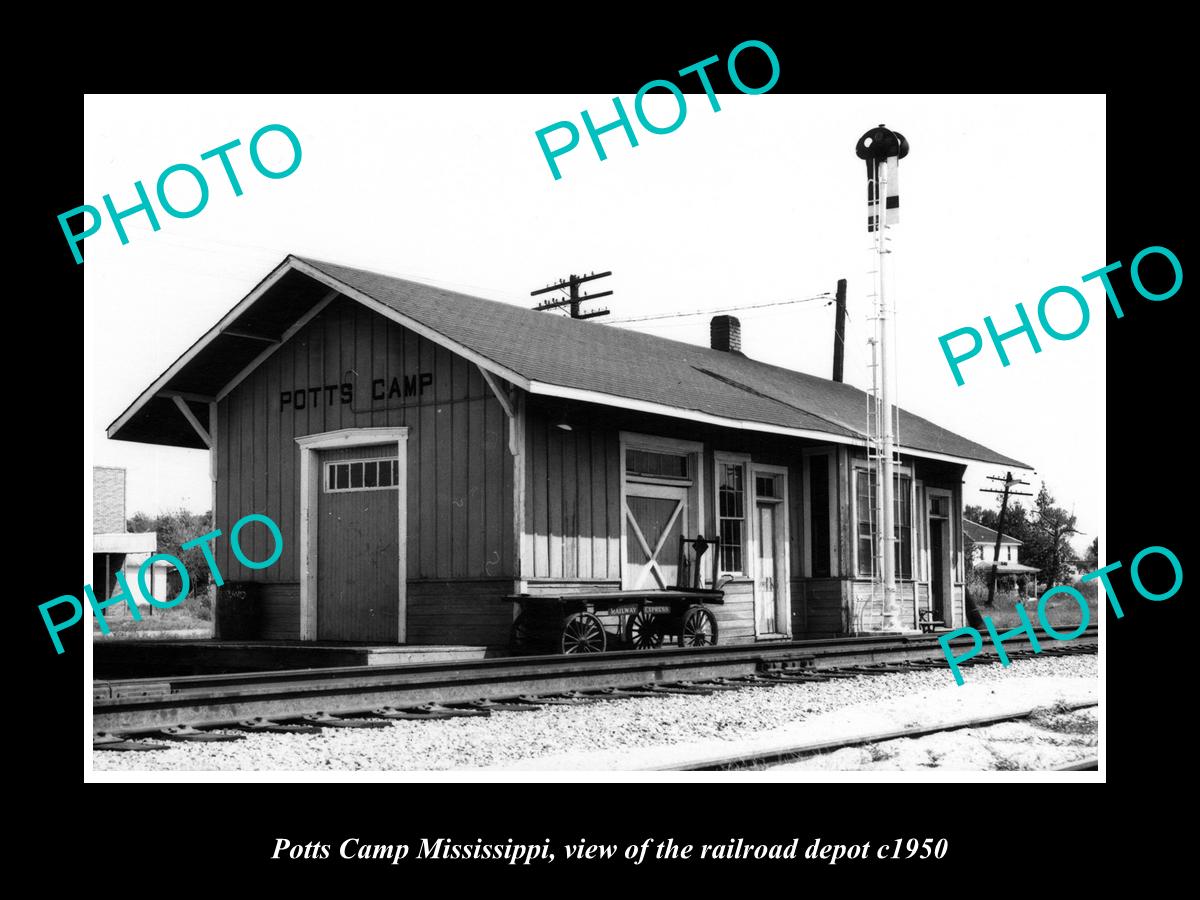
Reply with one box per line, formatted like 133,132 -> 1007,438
525,381 -> 1034,471
107,257 -> 298,441
106,256 -> 533,445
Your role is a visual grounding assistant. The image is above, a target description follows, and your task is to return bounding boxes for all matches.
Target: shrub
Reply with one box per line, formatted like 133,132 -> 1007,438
1072,576 -> 1098,601
192,585 -> 215,621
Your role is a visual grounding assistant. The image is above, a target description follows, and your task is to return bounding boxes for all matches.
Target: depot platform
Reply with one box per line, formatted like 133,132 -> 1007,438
93,640 -> 493,679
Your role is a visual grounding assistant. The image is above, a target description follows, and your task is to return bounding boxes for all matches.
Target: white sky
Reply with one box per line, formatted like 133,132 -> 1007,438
84,94 -> 1104,552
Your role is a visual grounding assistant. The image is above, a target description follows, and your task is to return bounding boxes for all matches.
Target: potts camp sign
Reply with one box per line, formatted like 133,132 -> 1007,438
279,371 -> 434,412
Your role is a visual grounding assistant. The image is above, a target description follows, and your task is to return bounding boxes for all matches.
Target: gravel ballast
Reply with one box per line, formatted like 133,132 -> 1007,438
92,653 -> 1097,773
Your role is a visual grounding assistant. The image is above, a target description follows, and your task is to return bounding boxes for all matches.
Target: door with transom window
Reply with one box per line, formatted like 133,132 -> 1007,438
753,468 -> 789,636
317,446 -> 400,642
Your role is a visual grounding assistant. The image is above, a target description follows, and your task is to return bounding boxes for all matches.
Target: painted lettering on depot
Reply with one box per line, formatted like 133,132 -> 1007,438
939,544 -> 1182,685
371,372 -> 433,401
938,245 -> 1183,386
535,39 -> 780,181
281,382 -> 354,411
58,124 -> 302,265
279,373 -> 433,411
40,513 -> 283,655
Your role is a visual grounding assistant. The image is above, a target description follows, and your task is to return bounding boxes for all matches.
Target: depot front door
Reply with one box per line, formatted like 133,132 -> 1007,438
316,445 -> 400,642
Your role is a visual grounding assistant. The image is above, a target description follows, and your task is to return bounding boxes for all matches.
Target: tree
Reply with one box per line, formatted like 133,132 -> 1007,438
1023,486 -> 1080,589
127,507 -> 215,615
1083,536 -> 1099,571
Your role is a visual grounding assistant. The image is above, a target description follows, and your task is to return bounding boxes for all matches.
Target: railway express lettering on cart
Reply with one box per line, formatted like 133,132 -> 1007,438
40,513 -> 284,655
939,544 -> 1182,685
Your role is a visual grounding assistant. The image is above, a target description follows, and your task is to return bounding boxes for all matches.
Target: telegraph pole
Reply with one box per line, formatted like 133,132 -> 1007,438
857,125 -> 909,631
531,271 -> 613,319
832,278 -> 847,383
980,471 -> 1032,606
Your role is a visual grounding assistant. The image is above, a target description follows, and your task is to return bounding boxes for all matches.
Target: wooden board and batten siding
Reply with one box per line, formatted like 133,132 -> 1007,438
523,410 -> 622,587
213,295 -> 515,644
521,412 -> 795,646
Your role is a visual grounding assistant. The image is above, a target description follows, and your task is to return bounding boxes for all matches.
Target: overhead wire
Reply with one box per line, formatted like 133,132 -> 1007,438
607,292 -> 834,325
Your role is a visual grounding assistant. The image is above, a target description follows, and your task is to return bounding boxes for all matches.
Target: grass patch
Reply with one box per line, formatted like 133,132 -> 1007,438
980,589 -> 1098,631
866,743 -> 894,763
990,752 -> 1023,771
93,605 -> 212,638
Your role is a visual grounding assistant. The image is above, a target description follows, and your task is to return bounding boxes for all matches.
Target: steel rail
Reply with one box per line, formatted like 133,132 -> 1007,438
94,627 -> 1097,737
651,700 -> 1100,771
1052,758 -> 1099,771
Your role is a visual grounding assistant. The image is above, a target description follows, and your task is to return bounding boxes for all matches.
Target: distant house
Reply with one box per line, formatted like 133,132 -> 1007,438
963,518 -> 1040,598
963,518 -> 1022,565
92,466 -> 168,610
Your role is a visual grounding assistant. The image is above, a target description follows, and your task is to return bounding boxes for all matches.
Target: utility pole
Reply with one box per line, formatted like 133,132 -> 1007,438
531,271 -> 613,319
832,277 -> 847,383
857,124 -> 908,631
980,471 -> 1032,606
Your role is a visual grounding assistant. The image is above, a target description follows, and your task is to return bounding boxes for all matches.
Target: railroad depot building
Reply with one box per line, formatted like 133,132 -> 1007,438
108,255 -> 1028,649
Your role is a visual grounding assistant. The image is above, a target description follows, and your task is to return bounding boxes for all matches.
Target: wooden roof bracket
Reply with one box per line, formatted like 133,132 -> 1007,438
478,365 -> 521,455
167,395 -> 212,448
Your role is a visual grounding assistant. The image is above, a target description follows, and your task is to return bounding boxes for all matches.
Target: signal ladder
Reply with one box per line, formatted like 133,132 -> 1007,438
860,251 -> 903,632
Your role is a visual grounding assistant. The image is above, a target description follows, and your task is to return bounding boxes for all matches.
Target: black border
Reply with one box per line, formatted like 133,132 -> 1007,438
37,29 -> 1176,884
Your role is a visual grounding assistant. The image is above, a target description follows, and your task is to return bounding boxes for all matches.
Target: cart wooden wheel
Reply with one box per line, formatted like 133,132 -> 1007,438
561,612 -> 607,654
679,606 -> 718,647
509,612 -> 529,653
624,609 -> 664,650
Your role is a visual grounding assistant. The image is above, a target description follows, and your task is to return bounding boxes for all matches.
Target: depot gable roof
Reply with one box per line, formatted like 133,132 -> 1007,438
108,255 -> 1032,470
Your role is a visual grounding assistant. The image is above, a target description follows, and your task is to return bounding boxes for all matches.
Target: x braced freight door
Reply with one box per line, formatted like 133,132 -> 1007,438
624,483 -> 688,590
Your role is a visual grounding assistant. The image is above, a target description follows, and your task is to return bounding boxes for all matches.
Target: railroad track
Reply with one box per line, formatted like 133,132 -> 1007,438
1053,758 -> 1098,771
93,627 -> 1097,751
649,700 -> 1099,771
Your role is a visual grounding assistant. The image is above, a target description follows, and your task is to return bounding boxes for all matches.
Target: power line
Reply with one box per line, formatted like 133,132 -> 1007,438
531,271 -> 613,319
607,293 -> 832,324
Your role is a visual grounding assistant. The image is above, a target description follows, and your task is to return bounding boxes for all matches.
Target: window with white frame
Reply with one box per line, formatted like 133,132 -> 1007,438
715,456 -> 748,574
854,468 -> 914,579
325,458 -> 400,493
755,473 -> 783,500
626,449 -> 690,482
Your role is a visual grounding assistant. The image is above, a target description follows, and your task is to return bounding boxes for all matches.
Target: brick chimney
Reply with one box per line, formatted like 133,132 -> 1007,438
710,315 -> 742,354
